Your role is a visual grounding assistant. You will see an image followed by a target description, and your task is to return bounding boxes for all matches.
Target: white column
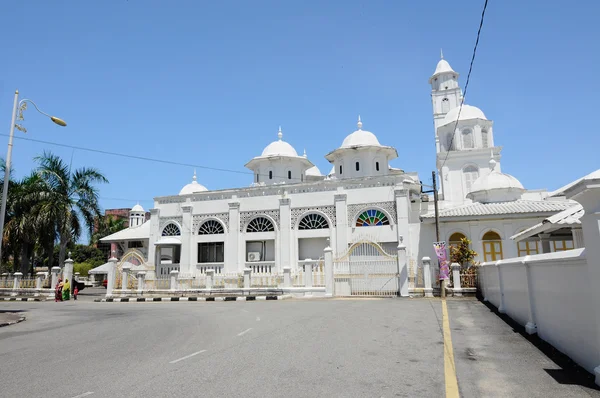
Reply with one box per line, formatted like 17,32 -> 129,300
63,256 -> 74,291
422,257 -> 433,298
147,208 -> 160,268
170,270 -> 179,291
243,268 -> 251,289
180,204 -> 193,275
137,271 -> 146,293
121,264 -> 131,292
105,257 -> 118,298
51,267 -> 60,290
523,259 -> 537,334
334,190 -> 348,257
304,258 -> 313,297
227,200 -> 240,273
572,227 -> 585,249
394,189 -> 411,253
206,269 -> 214,290
451,263 -> 462,297
539,233 -> 552,254
283,266 -> 291,288
279,196 -> 291,272
324,246 -> 334,297
12,272 -> 22,291
36,272 -> 44,290
397,238 -> 409,297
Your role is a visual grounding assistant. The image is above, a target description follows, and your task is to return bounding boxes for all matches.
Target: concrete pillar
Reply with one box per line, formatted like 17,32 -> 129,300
1,273 -> 7,287
243,268 -> 251,289
539,233 -> 552,254
283,267 -> 291,288
137,271 -> 146,293
36,272 -> 44,290
227,200 -> 240,273
394,189 -> 411,257
523,259 -> 537,334
279,196 -> 291,272
497,261 -> 506,313
180,204 -> 193,275
121,264 -> 131,292
206,269 -> 214,290
397,238 -> 409,297
51,267 -> 60,290
572,227 -> 585,249
12,272 -> 22,291
324,246 -> 334,297
451,263 -> 462,297
147,208 -> 160,268
170,270 -> 179,291
304,258 -> 313,297
334,190 -> 348,257
422,257 -> 433,297
105,257 -> 118,298
63,255 -> 74,293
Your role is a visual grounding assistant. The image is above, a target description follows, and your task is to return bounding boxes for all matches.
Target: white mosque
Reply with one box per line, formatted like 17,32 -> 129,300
101,54 -> 578,280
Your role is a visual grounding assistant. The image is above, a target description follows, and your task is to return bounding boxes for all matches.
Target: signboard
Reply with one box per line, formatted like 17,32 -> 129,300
433,241 -> 450,281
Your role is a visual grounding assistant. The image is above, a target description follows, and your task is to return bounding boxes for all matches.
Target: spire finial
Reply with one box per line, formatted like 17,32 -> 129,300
193,169 -> 197,182
440,48 -> 444,59
303,148 -> 307,158
278,126 -> 282,141
489,150 -> 497,171
357,115 -> 362,130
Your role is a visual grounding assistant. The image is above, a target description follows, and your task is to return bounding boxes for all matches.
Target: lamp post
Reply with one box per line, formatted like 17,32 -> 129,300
0,90 -> 66,263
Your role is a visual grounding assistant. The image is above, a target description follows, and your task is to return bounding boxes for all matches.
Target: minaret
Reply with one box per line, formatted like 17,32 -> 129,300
430,51 -> 463,132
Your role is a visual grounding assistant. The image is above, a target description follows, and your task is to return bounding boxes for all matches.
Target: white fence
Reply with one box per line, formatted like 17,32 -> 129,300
479,248 -> 600,380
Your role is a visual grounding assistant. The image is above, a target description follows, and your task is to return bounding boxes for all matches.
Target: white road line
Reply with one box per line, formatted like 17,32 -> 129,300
237,328 -> 253,336
169,350 -> 207,364
71,393 -> 94,398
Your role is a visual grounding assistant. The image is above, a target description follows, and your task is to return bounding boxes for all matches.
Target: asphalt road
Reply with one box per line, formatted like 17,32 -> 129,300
0,298 -> 598,398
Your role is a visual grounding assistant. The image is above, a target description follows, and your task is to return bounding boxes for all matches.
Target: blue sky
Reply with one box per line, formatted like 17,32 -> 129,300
1,0 -> 598,218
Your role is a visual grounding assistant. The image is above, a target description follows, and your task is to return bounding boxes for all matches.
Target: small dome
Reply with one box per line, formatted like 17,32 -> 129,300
433,59 -> 455,76
261,127 -> 299,157
341,116 -> 382,148
442,105 -> 487,126
131,204 -> 144,212
306,165 -> 322,177
467,159 -> 525,203
179,171 -> 208,195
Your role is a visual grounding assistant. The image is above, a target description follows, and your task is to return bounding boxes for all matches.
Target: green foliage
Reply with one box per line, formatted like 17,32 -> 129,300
73,262 -> 95,277
450,238 -> 478,268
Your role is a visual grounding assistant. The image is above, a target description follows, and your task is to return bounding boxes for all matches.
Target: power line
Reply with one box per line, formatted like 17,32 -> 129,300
439,0 -> 489,172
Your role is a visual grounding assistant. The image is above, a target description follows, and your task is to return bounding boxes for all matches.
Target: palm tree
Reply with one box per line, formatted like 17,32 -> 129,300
35,151 -> 108,268
90,215 -> 126,246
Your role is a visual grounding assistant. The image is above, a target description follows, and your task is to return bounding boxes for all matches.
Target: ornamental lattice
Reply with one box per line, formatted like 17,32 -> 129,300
291,205 -> 336,229
159,216 -> 183,231
162,223 -> 181,236
198,219 -> 225,235
240,209 -> 280,232
192,213 -> 229,234
347,201 -> 396,226
246,217 -> 275,232
298,213 -> 329,230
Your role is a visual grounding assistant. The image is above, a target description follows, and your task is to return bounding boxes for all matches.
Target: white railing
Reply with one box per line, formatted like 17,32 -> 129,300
156,264 -> 180,277
245,261 -> 275,274
196,264 -> 224,274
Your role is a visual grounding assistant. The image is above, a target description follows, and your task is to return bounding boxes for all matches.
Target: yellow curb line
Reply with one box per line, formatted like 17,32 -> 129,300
442,299 -> 460,397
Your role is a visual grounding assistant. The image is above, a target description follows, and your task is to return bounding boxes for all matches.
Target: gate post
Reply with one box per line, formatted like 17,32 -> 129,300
121,264 -> 131,292
243,268 -> 251,289
106,256 -> 118,298
304,258 -> 313,297
451,263 -> 462,297
36,272 -> 44,290
206,269 -> 214,290
397,238 -> 409,297
324,246 -> 333,297
137,271 -> 146,294
51,267 -> 60,292
12,272 -> 23,293
423,257 -> 433,297
170,270 -> 179,291
283,267 -> 291,288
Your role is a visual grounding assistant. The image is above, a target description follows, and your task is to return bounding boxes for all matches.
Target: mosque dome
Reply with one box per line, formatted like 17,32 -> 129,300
340,116 -> 382,148
442,105 -> 487,126
131,204 -> 144,212
467,159 -> 525,203
306,165 -> 322,177
433,59 -> 455,76
261,127 -> 299,157
179,171 -> 208,195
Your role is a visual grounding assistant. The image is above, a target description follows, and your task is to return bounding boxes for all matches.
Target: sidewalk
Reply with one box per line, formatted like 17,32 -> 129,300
0,311 -> 26,327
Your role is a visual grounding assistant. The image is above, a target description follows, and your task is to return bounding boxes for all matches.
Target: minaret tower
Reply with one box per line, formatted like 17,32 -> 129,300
429,50 -> 463,133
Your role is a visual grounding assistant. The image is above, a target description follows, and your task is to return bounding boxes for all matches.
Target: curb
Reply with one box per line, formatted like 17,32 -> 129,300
0,314 -> 26,327
95,295 -> 293,303
1,297 -> 45,302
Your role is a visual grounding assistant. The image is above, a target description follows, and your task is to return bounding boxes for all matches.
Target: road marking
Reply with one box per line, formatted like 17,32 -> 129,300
169,350 -> 206,364
71,393 -> 94,398
237,328 -> 252,336
442,299 -> 460,398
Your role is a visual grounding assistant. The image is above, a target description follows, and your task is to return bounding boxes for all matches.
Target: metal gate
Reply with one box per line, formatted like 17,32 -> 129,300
333,241 -> 399,297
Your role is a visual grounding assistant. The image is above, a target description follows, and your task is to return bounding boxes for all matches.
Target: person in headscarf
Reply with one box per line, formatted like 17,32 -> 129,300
62,278 -> 71,301
55,278 -> 63,302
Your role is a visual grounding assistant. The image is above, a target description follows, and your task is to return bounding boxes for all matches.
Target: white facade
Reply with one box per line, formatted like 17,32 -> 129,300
101,53 -> 577,280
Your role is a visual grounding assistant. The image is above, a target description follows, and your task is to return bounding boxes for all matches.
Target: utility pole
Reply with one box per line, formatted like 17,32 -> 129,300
432,171 -> 445,298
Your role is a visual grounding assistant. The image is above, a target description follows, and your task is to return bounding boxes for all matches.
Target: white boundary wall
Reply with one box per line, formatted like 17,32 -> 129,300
479,249 -> 600,381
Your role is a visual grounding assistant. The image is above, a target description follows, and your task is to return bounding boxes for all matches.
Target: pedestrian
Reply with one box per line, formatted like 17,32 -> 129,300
73,284 -> 78,300
55,278 -> 63,302
62,278 -> 71,301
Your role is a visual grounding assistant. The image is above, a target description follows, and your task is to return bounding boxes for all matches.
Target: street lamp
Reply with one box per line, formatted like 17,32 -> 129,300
0,89 -> 67,263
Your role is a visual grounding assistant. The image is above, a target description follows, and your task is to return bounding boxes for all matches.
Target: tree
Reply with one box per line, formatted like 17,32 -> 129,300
34,151 -> 108,269
90,215 -> 126,246
449,238 -> 478,268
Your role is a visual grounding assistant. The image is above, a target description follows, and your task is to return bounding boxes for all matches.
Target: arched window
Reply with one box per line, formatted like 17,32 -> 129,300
256,173 -> 259,183
355,162 -> 360,171
339,165 -> 343,175
269,170 -> 273,180
246,217 -> 275,232
441,97 -> 450,113
446,133 -> 454,151
481,129 -> 489,148
375,161 -> 380,171
356,209 -> 390,227
482,231 -> 503,262
298,213 -> 329,230
462,129 -> 474,149
449,232 -> 467,248
198,220 -> 224,235
162,223 -> 181,236
463,165 -> 479,193
288,170 -> 292,180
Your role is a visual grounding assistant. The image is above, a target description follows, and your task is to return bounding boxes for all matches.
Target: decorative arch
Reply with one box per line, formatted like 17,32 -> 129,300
198,219 -> 225,235
162,222 -> 181,236
448,232 -> 467,247
355,209 -> 391,227
297,212 -> 330,230
246,216 -> 276,233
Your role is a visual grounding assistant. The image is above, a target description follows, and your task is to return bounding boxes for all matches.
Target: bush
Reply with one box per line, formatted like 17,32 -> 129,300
73,262 -> 95,277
